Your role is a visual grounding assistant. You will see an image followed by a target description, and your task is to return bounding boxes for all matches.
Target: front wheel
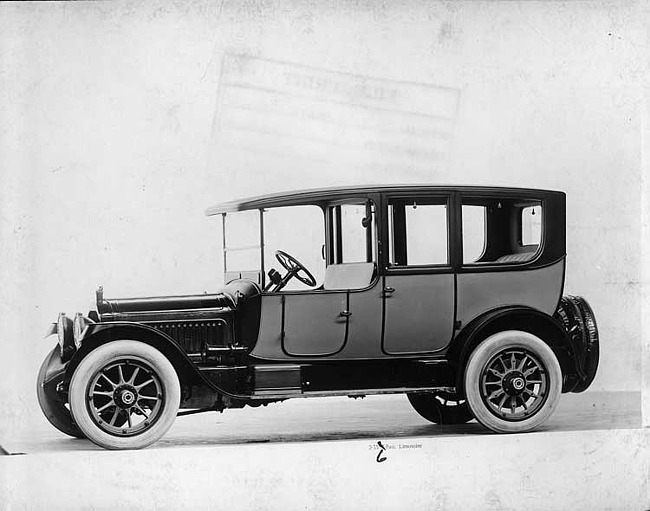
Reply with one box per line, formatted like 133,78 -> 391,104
68,340 -> 180,450
464,330 -> 562,434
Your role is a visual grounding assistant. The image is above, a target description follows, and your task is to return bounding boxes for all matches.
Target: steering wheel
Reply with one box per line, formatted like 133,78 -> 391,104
274,250 -> 317,287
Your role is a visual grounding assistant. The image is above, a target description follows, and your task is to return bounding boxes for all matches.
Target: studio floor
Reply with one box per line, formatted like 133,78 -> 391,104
1,391 -> 648,510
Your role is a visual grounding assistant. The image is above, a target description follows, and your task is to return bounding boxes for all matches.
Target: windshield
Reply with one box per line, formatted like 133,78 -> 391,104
223,209 -> 261,274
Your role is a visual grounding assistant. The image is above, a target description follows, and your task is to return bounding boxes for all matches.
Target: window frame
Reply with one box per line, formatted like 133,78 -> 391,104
260,196 -> 382,296
518,203 -> 543,248
382,193 -> 455,276
327,199 -> 377,266
458,193 -> 547,272
461,203 -> 488,265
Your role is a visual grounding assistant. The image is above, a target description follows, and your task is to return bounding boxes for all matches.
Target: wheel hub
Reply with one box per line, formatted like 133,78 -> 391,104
114,385 -> 138,408
502,371 -> 526,396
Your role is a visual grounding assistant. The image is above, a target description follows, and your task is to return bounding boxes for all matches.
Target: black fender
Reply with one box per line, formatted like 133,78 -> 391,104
447,306 -> 581,394
64,322 -> 223,395
40,344 -> 68,391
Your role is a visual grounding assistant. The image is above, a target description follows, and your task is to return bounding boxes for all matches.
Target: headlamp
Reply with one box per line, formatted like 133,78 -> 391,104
73,313 -> 90,348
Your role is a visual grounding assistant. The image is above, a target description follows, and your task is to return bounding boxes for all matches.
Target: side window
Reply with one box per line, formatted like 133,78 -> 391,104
521,205 -> 542,246
325,201 -> 376,290
264,205 -> 326,290
339,203 -> 376,263
388,199 -> 448,266
461,197 -> 543,265
462,205 -> 486,264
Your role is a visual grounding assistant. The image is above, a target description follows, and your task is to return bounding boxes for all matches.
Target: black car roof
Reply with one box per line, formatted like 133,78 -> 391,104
205,184 -> 564,215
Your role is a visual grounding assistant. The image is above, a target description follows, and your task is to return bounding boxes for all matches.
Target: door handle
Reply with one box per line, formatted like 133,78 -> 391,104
383,287 -> 395,294
339,310 -> 352,317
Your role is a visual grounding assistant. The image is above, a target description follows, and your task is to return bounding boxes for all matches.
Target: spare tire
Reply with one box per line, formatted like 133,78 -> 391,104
553,295 -> 599,393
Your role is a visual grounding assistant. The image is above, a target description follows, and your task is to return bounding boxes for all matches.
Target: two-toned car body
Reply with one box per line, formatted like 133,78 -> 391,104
37,185 -> 599,449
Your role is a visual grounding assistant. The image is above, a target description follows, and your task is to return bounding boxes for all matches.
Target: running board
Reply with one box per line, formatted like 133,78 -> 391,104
252,386 -> 457,400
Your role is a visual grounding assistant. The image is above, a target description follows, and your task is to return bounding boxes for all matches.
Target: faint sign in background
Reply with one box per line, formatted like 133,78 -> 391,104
210,54 -> 460,190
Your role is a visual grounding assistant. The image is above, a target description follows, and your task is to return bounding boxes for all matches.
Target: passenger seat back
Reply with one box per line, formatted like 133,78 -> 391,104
323,263 -> 375,290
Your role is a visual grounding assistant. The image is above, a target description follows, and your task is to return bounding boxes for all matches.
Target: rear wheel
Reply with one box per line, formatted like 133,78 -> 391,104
69,340 -> 180,450
464,330 -> 562,433
407,391 -> 474,425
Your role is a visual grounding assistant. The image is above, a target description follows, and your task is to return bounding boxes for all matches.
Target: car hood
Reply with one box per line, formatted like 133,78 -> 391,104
97,292 -> 235,316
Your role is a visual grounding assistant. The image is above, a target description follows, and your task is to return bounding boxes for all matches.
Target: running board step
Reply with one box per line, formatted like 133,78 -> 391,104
252,385 -> 456,399
254,365 -> 302,395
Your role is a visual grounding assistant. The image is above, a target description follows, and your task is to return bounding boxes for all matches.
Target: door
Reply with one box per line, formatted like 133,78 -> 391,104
382,196 -> 456,354
283,292 -> 348,356
383,274 -> 455,354
254,198 -> 380,359
283,198 -> 380,358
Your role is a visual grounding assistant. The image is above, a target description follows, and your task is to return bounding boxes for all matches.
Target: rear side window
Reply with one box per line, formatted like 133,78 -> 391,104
521,205 -> 542,246
462,205 -> 486,264
461,198 -> 543,265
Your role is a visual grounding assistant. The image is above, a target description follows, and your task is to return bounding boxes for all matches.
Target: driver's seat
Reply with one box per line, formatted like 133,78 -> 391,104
323,263 -> 375,291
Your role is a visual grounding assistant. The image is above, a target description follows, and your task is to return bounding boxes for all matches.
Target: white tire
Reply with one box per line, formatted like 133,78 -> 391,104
464,330 -> 562,433
69,340 -> 180,450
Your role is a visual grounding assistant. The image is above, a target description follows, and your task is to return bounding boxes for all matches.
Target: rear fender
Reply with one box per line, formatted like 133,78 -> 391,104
448,306 -> 579,394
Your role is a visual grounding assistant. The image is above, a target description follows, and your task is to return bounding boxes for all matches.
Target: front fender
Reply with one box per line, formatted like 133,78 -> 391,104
39,344 -> 68,398
64,322 -> 214,392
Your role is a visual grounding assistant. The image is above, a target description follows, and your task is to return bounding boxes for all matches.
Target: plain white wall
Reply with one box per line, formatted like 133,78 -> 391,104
0,1 -> 646,439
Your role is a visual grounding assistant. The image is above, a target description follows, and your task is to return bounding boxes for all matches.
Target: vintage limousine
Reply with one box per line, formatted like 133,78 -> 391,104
37,185 -> 599,449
